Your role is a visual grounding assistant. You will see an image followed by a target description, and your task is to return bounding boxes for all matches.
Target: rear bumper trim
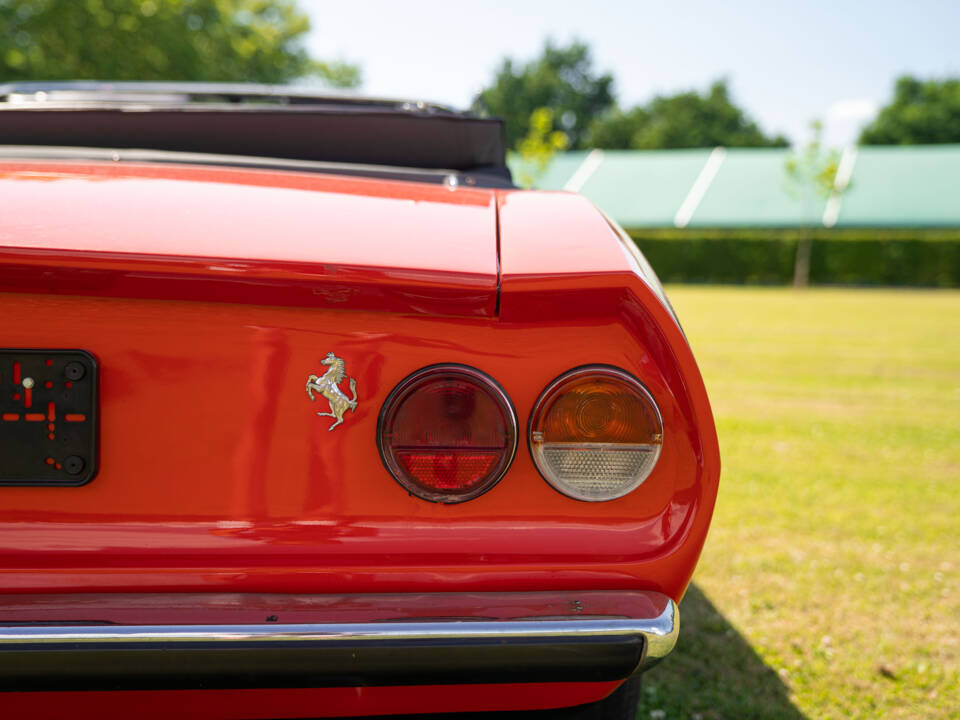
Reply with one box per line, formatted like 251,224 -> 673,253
0,590 -> 678,691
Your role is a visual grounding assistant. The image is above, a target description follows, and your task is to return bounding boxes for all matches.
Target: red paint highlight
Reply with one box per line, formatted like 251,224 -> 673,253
25,413 -> 45,421
24,386 -> 32,408
1,413 -> 19,421
47,402 -> 55,421
64,413 -> 86,422
12,361 -> 21,384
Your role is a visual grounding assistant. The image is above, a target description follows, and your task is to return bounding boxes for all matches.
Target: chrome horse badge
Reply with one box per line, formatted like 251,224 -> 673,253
306,352 -> 358,431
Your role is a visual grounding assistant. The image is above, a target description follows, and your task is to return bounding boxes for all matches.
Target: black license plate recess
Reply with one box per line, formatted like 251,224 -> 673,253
0,350 -> 98,486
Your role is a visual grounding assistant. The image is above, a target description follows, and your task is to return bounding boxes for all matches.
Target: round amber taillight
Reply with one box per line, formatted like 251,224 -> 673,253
378,365 -> 518,503
529,366 -> 663,501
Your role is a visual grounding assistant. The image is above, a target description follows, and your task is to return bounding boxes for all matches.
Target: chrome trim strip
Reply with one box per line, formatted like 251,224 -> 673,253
640,598 -> 679,669
0,607 -> 674,648
0,599 -> 677,689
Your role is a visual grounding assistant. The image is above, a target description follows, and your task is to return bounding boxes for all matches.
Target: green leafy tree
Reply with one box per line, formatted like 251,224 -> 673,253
512,107 -> 569,188
860,75 -> 960,144
0,0 -> 359,86
587,80 -> 787,149
584,105 -> 650,149
472,39 -> 614,150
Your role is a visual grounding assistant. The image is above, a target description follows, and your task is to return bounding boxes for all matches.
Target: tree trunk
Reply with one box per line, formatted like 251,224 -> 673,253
793,235 -> 812,287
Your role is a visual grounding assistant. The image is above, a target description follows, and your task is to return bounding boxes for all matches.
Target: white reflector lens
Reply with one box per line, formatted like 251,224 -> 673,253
529,366 -> 662,501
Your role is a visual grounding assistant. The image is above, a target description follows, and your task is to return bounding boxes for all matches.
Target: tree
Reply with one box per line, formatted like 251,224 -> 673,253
784,120 -> 845,287
0,0 -> 360,87
472,40 -> 614,150
512,107 -> 569,189
586,80 -> 787,149
860,75 -> 960,144
584,105 -> 650,149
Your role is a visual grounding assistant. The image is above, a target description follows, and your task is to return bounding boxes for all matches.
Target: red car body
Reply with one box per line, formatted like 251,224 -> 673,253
0,92 -> 719,718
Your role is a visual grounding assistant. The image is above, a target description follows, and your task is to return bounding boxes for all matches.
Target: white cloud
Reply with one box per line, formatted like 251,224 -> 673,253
822,98 -> 880,147
827,98 -> 879,121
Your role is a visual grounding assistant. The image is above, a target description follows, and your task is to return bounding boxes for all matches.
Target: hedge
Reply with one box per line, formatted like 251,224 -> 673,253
629,229 -> 960,287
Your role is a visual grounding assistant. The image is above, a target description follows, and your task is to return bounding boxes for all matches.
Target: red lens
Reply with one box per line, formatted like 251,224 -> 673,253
379,366 -> 517,503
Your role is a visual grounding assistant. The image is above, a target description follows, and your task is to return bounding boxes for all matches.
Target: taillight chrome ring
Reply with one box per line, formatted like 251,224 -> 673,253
378,364 -> 518,504
528,365 -> 663,502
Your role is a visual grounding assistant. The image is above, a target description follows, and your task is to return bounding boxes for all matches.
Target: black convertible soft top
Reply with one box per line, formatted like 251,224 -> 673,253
0,82 -> 512,187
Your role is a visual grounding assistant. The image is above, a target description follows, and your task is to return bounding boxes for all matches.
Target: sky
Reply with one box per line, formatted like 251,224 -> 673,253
302,0 -> 960,148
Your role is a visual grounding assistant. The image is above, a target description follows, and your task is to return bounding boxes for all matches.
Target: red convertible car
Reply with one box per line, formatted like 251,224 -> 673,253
0,83 -> 720,718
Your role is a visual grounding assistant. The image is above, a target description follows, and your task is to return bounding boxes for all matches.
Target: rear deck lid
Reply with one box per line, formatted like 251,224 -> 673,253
0,161 -> 500,317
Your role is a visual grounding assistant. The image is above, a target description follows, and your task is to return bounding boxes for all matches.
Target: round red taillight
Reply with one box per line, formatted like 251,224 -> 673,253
529,366 -> 663,501
378,365 -> 518,503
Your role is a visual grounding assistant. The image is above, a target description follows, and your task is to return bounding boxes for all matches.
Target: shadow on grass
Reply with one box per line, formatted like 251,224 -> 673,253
636,583 -> 807,720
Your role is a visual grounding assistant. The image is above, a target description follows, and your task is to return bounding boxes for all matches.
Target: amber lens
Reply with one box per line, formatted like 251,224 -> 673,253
541,377 -> 660,444
530,367 -> 662,501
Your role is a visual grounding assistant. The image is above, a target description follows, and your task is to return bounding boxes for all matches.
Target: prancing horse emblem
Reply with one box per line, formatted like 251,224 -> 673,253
306,352 -> 358,431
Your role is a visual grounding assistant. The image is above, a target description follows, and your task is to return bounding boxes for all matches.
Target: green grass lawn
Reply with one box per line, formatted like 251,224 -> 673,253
637,287 -> 960,720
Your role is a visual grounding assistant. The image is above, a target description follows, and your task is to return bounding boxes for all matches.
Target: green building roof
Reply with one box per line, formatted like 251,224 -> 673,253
513,144 -> 960,229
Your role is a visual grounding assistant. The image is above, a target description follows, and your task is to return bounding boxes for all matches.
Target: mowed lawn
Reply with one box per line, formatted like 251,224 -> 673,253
636,287 -> 960,720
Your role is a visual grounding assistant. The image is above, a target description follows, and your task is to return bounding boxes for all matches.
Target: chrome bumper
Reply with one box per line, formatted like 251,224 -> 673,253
0,590 -> 677,691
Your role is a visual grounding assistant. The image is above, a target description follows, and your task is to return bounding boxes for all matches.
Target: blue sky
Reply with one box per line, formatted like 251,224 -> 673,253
302,0 -> 960,148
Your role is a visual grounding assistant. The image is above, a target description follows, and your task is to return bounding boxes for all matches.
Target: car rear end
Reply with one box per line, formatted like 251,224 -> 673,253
0,85 -> 719,719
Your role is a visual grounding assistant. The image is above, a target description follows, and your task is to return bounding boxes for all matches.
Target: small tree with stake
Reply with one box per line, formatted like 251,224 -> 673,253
512,107 -> 569,189
784,120 -> 846,287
